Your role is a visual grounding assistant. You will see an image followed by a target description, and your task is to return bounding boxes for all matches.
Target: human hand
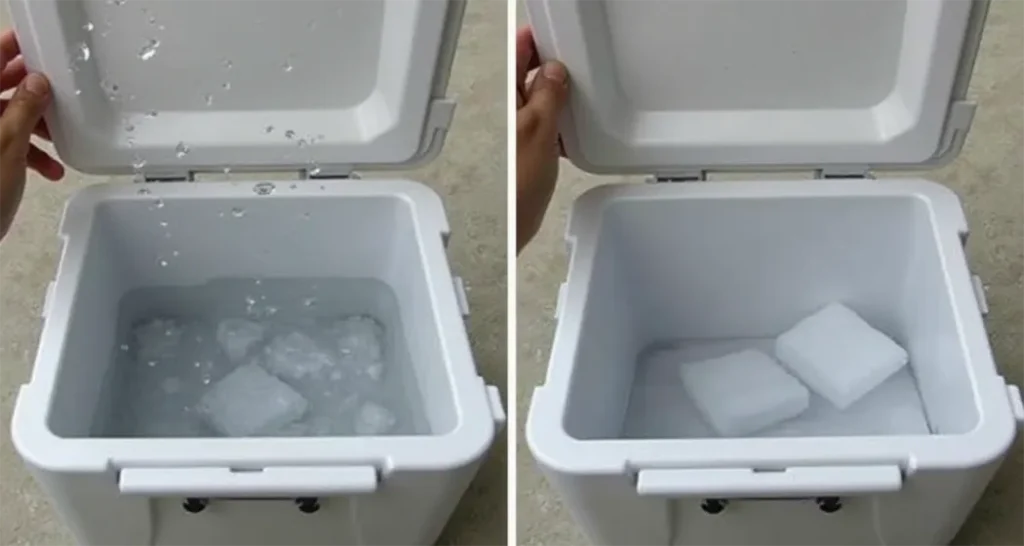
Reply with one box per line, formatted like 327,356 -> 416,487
516,26 -> 568,253
1,30 -> 64,241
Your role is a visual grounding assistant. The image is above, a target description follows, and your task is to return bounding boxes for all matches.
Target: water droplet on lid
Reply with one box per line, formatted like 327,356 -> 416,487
265,306 -> 278,316
303,297 -> 317,307
290,183 -> 298,190
172,250 -> 180,257
218,211 -> 225,218
138,38 -> 160,61
120,344 -> 129,351
132,157 -> 147,170
83,22 -> 95,32
296,139 -> 307,148
74,88 -> 82,96
223,59 -> 233,69
75,42 -> 91,62
124,123 -> 135,132
151,198 -> 164,210
223,166 -> 232,175
175,141 -> 190,158
158,258 -> 168,267
231,207 -> 245,218
138,187 -> 151,195
284,130 -> 295,139
126,137 -> 135,148
308,165 -> 321,176
194,361 -> 202,368
265,125 -> 274,134
148,15 -> 157,25
204,93 -> 214,107
282,59 -> 294,73
222,81 -> 231,91
302,212 -> 311,220
202,376 -> 211,385
159,220 -> 168,228
253,182 -> 275,195
145,111 -> 159,118
254,279 -> 262,285
147,360 -> 157,367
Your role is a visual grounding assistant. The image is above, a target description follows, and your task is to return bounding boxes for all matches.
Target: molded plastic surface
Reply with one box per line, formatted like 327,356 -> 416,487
9,0 -> 465,175
15,180 -> 498,471
525,0 -> 989,174
526,180 -> 1019,545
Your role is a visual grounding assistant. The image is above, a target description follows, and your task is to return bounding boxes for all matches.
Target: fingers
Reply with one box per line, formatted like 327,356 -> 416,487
0,73 -> 51,158
0,99 -> 52,140
1,57 -> 27,92
516,27 -> 538,92
519,61 -> 569,140
27,143 -> 64,181
0,30 -> 19,72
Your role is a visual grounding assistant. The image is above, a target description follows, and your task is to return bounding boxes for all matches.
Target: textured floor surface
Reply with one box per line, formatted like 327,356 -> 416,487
516,1 -> 1023,545
0,1 -> 506,544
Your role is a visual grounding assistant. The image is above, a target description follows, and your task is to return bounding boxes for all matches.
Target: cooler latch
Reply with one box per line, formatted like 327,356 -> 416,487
143,172 -> 195,183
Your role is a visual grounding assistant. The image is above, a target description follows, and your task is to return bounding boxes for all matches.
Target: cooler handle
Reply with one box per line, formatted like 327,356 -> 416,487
119,465 -> 378,497
636,465 -> 902,498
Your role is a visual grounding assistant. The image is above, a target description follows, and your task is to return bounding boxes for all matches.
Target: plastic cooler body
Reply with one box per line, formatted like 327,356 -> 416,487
525,179 -> 1023,545
12,179 -> 504,545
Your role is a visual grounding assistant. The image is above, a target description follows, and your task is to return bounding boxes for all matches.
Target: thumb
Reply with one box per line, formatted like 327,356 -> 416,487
522,61 -> 569,131
1,73 -> 51,153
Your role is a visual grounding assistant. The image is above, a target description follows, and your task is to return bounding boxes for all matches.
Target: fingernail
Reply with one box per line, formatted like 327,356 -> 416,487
541,62 -> 568,86
23,73 -> 50,96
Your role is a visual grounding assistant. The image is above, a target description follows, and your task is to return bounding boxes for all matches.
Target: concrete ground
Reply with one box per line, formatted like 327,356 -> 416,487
0,1 -> 506,544
517,1 -> 1023,545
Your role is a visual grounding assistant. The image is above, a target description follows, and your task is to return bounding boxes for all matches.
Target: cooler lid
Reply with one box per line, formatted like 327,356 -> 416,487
9,0 -> 466,176
525,0 -> 990,175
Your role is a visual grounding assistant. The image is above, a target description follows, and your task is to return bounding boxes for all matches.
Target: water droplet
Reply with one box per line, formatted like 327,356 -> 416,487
132,157 -> 147,170
147,360 -> 157,367
175,141 -> 189,158
172,250 -> 180,257
302,212 -> 311,220
265,125 -> 274,134
231,207 -> 245,218
222,81 -> 231,91
202,376 -> 211,385
138,38 -> 160,61
308,20 -> 317,31
308,165 -> 321,176
101,80 -> 120,101
218,211 -> 225,218
124,123 -> 135,133
159,220 -> 168,228
316,133 -> 326,142
204,93 -> 214,106
223,166 -> 232,175
254,279 -> 262,285
303,297 -> 317,307
148,15 -> 157,25
126,137 -> 135,148
158,258 -> 168,267
296,138 -> 307,148
120,344 -> 129,351
76,42 -> 91,62
289,183 -> 298,190
138,187 -> 151,195
74,88 -> 82,96
83,22 -> 95,32
194,361 -> 202,368
145,111 -> 158,118
111,0 -> 126,6
245,295 -> 256,307
284,130 -> 295,139
265,306 -> 278,316
151,198 -> 164,210
253,182 -> 275,196
282,58 -> 294,73
223,59 -> 233,69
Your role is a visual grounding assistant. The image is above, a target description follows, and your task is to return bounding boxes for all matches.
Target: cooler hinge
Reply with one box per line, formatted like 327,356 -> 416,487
814,167 -> 874,180
143,172 -> 195,183
300,167 -> 358,180
649,170 -> 707,183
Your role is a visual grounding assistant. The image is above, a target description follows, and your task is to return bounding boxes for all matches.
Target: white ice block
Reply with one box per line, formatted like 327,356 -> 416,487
216,319 -> 266,362
262,332 -> 336,381
678,349 -> 810,437
354,402 -> 397,435
333,315 -> 385,381
198,363 -> 308,437
775,303 -> 909,409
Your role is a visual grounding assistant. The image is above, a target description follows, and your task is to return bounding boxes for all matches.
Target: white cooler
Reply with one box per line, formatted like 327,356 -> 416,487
9,1 -> 504,545
524,0 -> 1023,544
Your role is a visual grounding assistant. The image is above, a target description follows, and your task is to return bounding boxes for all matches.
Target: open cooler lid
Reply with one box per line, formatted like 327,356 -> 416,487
9,0 -> 466,177
525,0 -> 990,175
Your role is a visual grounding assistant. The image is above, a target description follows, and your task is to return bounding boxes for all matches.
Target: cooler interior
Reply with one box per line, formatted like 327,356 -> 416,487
45,185 -> 458,438
562,192 -> 980,440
